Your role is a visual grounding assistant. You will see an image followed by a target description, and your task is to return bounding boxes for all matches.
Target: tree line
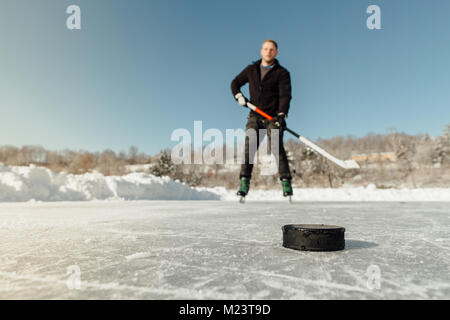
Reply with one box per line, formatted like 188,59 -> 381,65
0,145 -> 151,176
1,124 -> 449,188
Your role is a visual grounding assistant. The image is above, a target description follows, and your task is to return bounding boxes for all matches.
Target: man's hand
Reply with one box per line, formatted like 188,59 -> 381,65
234,92 -> 248,107
272,112 -> 287,128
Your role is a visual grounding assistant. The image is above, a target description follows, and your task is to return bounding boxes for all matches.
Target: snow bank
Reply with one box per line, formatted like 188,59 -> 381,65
204,184 -> 450,202
0,164 -> 449,202
0,164 -> 219,202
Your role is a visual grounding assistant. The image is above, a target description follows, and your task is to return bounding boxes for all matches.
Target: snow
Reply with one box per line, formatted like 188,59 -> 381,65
125,252 -> 153,261
0,201 -> 448,299
0,164 -> 449,202
205,184 -> 450,202
0,164 -> 218,202
125,164 -> 154,173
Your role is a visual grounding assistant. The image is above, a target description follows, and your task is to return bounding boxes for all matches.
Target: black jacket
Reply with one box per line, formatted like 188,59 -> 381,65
231,59 -> 292,116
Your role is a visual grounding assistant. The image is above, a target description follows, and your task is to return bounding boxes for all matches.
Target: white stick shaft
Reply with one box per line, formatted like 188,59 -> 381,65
245,102 -> 359,169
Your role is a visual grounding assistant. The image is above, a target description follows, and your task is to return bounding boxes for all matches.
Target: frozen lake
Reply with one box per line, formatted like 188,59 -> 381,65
0,201 -> 449,299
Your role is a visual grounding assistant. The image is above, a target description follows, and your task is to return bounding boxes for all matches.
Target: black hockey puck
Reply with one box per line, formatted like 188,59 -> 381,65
282,224 -> 345,251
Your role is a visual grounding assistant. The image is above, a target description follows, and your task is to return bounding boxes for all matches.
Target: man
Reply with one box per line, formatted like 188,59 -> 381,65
231,39 -> 293,198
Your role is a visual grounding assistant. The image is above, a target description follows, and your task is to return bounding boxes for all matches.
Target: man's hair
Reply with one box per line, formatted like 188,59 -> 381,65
262,39 -> 278,49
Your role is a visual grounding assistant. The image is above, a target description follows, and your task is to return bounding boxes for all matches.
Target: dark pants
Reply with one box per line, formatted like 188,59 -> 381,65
240,112 -> 292,181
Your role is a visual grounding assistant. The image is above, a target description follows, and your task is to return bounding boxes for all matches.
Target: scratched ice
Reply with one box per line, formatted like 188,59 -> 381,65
0,201 -> 449,299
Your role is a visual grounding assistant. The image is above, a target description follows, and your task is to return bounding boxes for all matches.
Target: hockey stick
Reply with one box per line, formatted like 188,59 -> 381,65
245,102 -> 360,170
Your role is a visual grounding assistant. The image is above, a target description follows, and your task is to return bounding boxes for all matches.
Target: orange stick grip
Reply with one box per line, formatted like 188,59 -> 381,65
253,107 -> 273,121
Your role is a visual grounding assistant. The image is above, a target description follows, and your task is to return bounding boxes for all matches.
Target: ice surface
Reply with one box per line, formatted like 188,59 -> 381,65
0,201 -> 449,299
1,164 -> 450,202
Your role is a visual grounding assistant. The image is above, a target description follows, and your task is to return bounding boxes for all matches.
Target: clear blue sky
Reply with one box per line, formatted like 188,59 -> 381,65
1,0 -> 449,155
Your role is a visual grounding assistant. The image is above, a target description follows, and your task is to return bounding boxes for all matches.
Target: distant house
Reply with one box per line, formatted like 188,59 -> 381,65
352,152 -> 396,162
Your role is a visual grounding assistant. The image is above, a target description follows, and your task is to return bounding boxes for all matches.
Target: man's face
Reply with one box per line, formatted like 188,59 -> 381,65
260,42 -> 278,63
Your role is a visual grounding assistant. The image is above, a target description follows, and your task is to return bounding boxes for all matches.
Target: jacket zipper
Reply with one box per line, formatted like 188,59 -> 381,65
258,63 -> 277,109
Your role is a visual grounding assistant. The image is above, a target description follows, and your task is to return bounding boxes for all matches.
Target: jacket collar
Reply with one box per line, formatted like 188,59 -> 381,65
253,58 -> 280,68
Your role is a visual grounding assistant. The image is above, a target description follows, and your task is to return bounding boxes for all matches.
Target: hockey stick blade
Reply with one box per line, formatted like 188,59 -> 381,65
343,160 -> 360,169
298,136 -> 360,170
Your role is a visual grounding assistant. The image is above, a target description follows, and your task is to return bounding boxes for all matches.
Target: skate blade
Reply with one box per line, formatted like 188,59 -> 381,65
239,196 -> 246,204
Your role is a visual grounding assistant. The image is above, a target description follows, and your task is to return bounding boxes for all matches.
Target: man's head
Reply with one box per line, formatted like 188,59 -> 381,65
260,39 -> 278,65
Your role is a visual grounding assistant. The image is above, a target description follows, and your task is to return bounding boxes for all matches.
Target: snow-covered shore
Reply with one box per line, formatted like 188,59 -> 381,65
202,185 -> 450,202
0,164 -> 449,202
0,164 -> 218,202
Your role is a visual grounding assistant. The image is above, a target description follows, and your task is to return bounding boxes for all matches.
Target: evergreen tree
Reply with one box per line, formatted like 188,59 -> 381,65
433,124 -> 450,166
151,150 -> 174,177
